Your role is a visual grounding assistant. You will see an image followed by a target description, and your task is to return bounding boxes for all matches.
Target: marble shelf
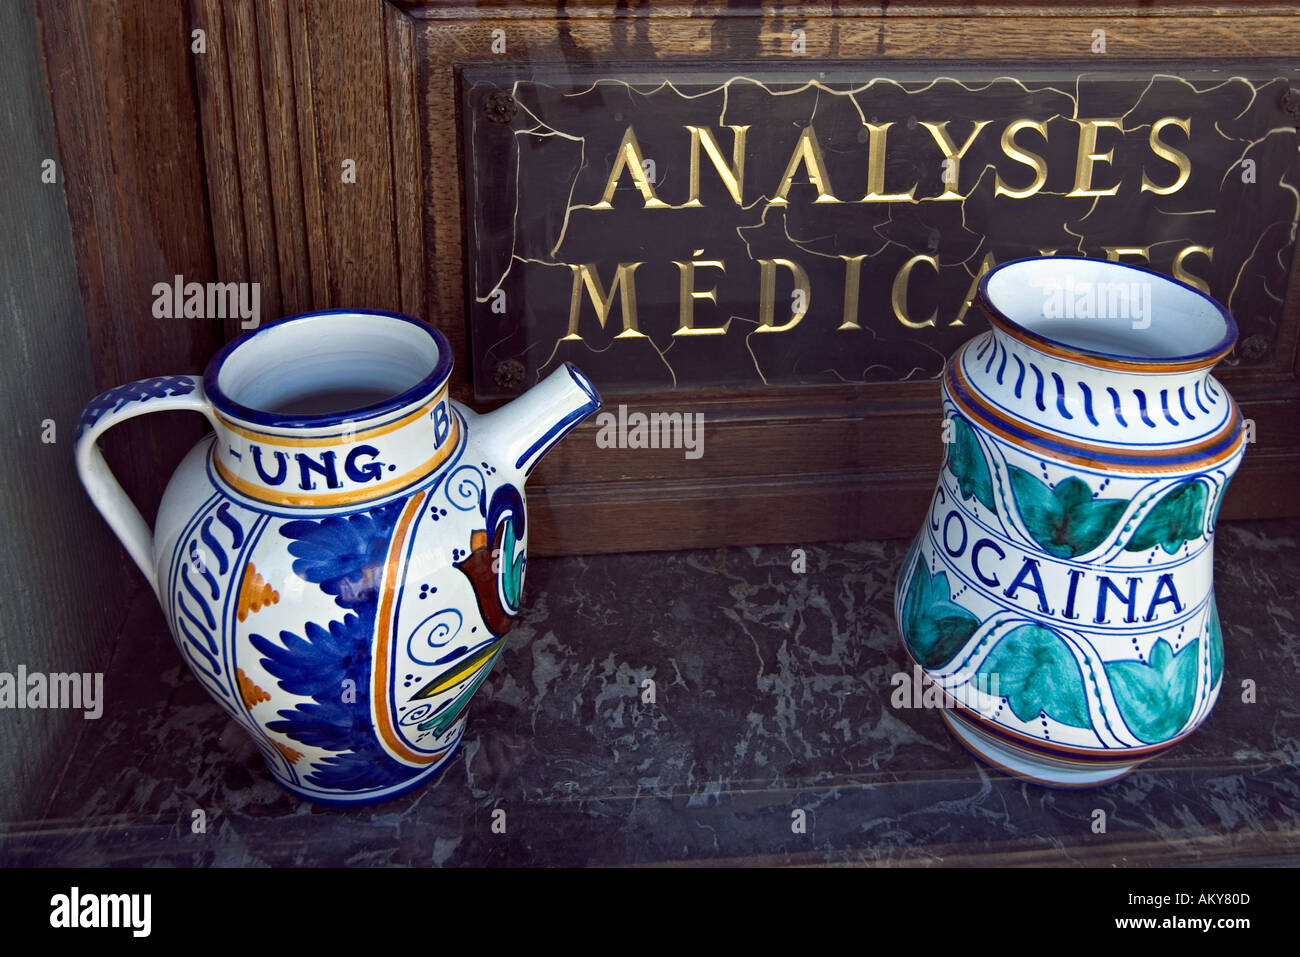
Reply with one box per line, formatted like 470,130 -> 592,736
4,519 -> 1298,867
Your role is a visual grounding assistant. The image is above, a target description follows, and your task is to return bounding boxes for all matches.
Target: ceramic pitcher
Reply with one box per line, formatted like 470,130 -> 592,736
76,310 -> 601,804
896,258 -> 1245,786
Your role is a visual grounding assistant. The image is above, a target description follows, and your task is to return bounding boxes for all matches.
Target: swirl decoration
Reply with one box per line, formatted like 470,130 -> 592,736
399,703 -> 435,727
444,465 -> 485,512
406,608 -> 464,665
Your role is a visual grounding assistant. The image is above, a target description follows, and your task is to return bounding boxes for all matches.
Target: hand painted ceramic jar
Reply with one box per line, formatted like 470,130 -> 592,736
76,310 -> 601,804
896,258 -> 1245,786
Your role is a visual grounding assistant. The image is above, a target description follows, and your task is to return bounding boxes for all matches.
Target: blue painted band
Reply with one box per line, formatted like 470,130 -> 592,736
946,362 -> 1242,468
516,401 -> 600,472
202,309 -> 454,430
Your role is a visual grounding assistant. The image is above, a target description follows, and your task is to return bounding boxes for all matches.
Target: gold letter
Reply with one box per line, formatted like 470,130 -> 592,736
1104,247 -> 1150,263
756,259 -> 811,332
563,263 -> 646,340
920,120 -> 991,200
685,126 -> 748,207
891,255 -> 939,329
952,252 -> 997,327
772,126 -> 840,205
591,127 -> 668,210
672,253 -> 731,336
1141,117 -> 1191,195
838,254 -> 867,330
1068,119 -> 1124,197
1173,244 -> 1213,294
862,123 -> 917,203
995,119 -> 1049,199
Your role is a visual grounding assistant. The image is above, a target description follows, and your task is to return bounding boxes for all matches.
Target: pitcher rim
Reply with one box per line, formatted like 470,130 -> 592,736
202,309 -> 454,430
978,257 -> 1238,373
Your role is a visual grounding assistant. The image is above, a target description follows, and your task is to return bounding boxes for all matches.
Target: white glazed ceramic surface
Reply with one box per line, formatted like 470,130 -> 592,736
76,311 -> 600,804
897,259 -> 1245,787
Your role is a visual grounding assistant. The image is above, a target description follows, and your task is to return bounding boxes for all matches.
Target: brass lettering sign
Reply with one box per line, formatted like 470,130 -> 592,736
460,67 -> 1300,398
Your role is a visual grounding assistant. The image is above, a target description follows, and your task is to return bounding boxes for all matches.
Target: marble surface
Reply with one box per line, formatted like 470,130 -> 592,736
4,518 -> 1299,867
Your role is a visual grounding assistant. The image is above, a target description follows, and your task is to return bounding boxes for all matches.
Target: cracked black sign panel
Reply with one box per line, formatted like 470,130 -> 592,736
460,66 -> 1300,399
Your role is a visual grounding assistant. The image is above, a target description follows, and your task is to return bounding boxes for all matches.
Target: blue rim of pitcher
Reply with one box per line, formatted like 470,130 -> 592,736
202,309 -> 454,429
977,257 -> 1238,372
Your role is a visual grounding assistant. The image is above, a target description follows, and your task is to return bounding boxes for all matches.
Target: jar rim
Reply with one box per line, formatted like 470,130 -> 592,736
978,257 -> 1238,372
203,309 -> 453,430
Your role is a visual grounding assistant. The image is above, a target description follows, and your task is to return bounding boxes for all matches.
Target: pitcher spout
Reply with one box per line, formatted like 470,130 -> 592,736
466,363 -> 602,477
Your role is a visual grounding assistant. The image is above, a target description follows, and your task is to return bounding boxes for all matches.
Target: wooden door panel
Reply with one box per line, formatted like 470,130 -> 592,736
46,1 -> 1300,554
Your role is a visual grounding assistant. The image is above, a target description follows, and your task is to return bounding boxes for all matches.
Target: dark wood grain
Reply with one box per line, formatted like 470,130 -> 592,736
225,0 -> 284,328
384,1 -> 426,319
404,4 -> 1300,553
253,0 -> 313,318
192,0 -> 251,330
48,0 -> 1300,555
394,1 -> 1300,18
37,0 -> 224,523
305,0 -> 404,310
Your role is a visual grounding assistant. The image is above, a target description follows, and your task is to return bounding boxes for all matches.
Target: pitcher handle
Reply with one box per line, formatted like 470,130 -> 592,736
75,375 -> 217,597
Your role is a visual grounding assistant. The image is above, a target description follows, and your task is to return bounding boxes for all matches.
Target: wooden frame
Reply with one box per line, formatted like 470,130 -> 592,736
39,1 -> 1300,556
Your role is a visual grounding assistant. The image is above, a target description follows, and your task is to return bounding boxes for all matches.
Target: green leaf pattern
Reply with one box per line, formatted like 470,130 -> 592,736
1125,482 -> 1207,554
1008,467 -> 1127,558
901,552 -> 980,670
947,416 -> 997,513
1103,638 -> 1200,744
976,624 -> 1091,729
913,432 -> 1220,748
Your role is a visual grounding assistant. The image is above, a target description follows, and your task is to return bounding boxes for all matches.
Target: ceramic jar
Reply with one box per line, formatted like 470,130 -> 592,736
897,258 -> 1245,786
76,310 -> 601,804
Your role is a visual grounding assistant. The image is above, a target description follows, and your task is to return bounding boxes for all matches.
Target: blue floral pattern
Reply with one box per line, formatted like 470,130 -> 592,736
250,500 -> 416,792
281,502 -> 405,609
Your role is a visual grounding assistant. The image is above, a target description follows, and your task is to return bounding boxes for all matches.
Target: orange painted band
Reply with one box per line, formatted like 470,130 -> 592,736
947,359 -> 1244,474
371,490 -> 450,766
983,307 -> 1235,374
215,388 -> 446,448
212,414 -> 459,507
944,713 -> 1140,788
